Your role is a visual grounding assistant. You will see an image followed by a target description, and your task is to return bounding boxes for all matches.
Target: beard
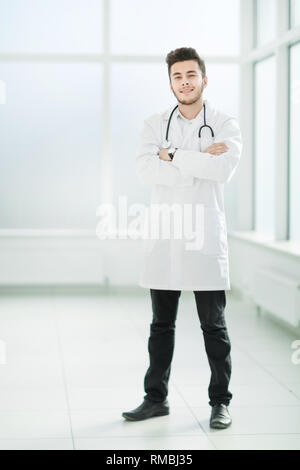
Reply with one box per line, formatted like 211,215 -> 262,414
172,82 -> 204,106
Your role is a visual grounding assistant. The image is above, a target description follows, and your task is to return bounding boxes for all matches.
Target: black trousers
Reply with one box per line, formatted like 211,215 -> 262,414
143,289 -> 233,407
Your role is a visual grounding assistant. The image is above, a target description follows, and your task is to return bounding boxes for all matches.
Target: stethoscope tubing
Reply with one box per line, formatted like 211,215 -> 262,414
165,102 -> 214,146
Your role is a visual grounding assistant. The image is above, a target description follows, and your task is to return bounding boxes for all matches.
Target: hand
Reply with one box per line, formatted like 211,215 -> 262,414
203,142 -> 229,156
158,148 -> 172,161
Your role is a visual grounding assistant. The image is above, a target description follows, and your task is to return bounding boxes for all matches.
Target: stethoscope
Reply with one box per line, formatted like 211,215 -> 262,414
162,102 -> 214,149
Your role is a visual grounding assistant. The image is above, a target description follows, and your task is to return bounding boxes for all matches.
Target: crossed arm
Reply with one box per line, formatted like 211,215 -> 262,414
135,117 -> 242,187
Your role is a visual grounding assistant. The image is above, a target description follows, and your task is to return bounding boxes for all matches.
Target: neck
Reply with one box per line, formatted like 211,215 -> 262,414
178,96 -> 204,120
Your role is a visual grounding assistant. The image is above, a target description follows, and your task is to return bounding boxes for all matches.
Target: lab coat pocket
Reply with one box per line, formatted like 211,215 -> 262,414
200,207 -> 228,255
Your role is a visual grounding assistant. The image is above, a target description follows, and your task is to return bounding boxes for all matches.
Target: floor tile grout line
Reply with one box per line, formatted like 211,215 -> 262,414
114,295 -> 152,346
170,382 -> 218,450
1,431 -> 300,442
108,293 -> 300,440
60,432 -> 213,439
0,437 -> 73,440
50,293 -> 149,449
71,431 -> 300,437
123,298 -> 300,384
22,292 -> 299,447
0,432 -> 300,441
209,295 -> 300,403
232,341 -> 300,403
50,294 -> 214,448
51,291 -> 76,450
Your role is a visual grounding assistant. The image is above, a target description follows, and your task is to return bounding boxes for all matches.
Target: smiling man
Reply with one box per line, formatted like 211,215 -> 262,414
169,58 -> 208,118
122,47 -> 243,429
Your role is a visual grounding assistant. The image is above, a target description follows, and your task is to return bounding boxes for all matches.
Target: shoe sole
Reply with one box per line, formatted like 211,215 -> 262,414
210,421 -> 232,429
122,410 -> 169,421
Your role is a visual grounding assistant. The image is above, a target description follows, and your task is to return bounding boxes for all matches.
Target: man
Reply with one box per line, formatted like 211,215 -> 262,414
122,47 -> 242,429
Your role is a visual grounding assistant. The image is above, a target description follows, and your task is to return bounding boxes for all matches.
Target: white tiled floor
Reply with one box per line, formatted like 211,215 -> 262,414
0,289 -> 300,450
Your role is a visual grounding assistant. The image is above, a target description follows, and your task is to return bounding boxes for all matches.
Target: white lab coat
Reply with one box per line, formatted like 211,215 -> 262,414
135,98 -> 243,291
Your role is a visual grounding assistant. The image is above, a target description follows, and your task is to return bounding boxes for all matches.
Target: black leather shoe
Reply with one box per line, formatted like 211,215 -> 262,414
210,404 -> 232,429
122,399 -> 169,421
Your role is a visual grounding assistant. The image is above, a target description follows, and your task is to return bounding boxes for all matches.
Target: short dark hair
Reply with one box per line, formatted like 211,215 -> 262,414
165,47 -> 206,80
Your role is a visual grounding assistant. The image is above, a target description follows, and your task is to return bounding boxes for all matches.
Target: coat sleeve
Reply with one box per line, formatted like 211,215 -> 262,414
135,118 -> 193,187
171,117 -> 243,183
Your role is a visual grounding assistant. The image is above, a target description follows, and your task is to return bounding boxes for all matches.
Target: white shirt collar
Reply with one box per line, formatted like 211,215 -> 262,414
162,99 -> 209,121
176,105 -> 204,123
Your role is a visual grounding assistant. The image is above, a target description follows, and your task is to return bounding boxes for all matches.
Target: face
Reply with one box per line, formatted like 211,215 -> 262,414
169,59 -> 207,105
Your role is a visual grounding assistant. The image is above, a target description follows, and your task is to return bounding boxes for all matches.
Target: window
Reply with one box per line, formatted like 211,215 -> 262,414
110,63 -> 169,206
0,62 -> 103,229
0,0 -> 103,54
254,56 -> 276,238
255,0 -> 276,47
290,0 -> 300,28
288,41 -> 300,240
110,0 -> 240,56
0,0 -> 240,232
